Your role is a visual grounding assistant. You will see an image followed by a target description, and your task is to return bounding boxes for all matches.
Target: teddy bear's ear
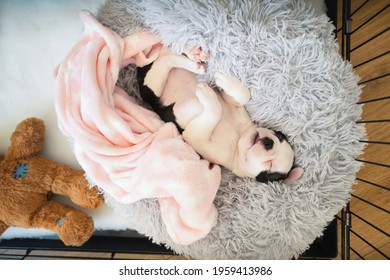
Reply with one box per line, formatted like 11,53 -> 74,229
7,118 -> 45,160
0,154 -> 4,162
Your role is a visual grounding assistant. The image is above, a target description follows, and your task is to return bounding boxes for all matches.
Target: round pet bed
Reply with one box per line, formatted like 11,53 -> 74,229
96,0 -> 365,259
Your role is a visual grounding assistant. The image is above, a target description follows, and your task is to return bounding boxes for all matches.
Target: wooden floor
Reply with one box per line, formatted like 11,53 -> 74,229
0,0 -> 389,260
336,0 -> 390,260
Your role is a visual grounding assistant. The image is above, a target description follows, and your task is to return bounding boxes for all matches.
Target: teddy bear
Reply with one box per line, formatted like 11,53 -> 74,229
0,117 -> 104,246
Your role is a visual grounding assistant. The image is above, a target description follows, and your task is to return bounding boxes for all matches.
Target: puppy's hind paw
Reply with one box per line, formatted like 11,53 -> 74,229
196,61 -> 207,74
193,47 -> 210,62
184,46 -> 210,64
195,83 -> 220,108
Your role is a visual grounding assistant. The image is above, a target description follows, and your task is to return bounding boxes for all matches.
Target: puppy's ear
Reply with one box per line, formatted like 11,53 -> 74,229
283,167 -> 304,184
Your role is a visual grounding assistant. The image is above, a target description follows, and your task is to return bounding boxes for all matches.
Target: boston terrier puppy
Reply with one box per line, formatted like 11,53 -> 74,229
137,47 -> 303,183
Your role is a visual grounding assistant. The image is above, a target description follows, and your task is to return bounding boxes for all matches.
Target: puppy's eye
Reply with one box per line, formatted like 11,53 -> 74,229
274,130 -> 287,142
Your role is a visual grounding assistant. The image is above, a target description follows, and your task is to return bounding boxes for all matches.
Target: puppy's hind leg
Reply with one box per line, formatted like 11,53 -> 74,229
143,51 -> 206,98
142,57 -> 172,98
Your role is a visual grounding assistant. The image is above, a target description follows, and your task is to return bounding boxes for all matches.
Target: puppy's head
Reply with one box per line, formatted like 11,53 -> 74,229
234,127 -> 304,184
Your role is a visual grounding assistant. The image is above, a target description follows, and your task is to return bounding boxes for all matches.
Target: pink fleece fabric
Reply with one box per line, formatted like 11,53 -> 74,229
54,11 -> 221,245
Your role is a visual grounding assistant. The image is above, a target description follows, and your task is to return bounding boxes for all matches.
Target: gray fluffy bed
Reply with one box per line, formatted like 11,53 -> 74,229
96,0 -> 365,259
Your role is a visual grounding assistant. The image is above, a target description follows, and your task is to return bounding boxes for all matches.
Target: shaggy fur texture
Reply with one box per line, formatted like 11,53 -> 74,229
97,0 -> 365,259
0,118 -> 104,246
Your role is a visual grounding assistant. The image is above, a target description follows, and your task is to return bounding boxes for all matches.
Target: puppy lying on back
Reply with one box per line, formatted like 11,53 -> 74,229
137,47 -> 303,183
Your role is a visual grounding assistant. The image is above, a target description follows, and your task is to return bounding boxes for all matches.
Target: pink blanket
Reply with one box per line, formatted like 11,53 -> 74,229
54,11 -> 221,245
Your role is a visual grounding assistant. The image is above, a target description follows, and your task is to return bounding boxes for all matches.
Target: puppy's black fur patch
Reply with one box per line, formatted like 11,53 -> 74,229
137,64 -> 183,133
256,171 -> 288,183
274,130 -> 287,143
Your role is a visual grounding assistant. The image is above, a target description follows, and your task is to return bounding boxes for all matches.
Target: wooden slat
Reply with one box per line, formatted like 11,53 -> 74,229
362,243 -> 390,259
351,0 -> 370,14
357,163 -> 390,188
363,122 -> 390,143
355,53 -> 389,84
351,29 -> 390,66
361,99 -> 390,121
357,143 -> 390,167
350,1 -> 390,51
359,76 -> 389,103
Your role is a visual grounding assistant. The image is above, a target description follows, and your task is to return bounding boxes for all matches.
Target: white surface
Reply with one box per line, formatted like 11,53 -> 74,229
0,0 -> 103,167
0,0 -> 132,240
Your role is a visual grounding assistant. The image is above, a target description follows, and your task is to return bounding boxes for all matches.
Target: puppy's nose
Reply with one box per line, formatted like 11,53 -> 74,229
262,137 -> 274,150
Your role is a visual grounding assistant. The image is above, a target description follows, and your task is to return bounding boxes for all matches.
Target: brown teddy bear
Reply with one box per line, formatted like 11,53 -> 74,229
0,117 -> 104,246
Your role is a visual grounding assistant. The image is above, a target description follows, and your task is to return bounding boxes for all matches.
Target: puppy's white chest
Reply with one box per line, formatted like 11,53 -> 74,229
160,69 -> 195,103
161,68 -> 204,127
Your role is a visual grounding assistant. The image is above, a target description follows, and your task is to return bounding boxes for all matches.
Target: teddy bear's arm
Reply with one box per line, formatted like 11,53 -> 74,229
6,118 -> 45,160
0,220 -> 9,236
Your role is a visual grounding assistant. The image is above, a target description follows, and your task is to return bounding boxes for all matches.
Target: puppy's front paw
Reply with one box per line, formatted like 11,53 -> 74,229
196,83 -> 221,112
215,72 -> 250,105
215,72 -> 240,90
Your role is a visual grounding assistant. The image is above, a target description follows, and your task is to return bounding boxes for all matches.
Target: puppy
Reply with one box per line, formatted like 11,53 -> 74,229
137,47 -> 303,183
